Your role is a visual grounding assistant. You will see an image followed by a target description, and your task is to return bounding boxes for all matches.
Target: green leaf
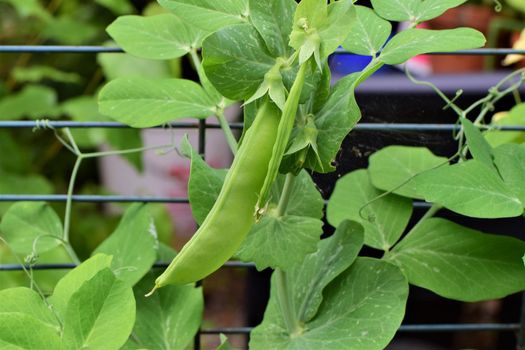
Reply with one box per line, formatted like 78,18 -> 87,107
180,136 -> 227,225
380,28 -> 486,65
157,0 -> 248,32
368,146 -> 448,199
0,0 -> 50,20
249,0 -> 296,57
0,85 -> 58,120
62,268 -> 135,350
0,287 -> 59,329
461,117 -> 494,168
97,50 -> 172,80
342,5 -> 392,56
95,0 -> 134,15
202,24 -> 276,100
0,313 -> 63,350
237,171 -> 324,270
0,130 -> 32,173
388,218 -> 525,301
98,78 -> 215,127
216,334 -> 236,350
48,254 -> 113,318
292,220 -> 364,323
11,66 -> 81,84
484,104 -> 525,147
414,159 -> 523,218
92,204 -> 158,286
305,72 -> 361,173
129,272 -> 203,350
42,17 -> 98,45
493,144 -> 525,206
371,0 -> 467,23
0,202 -> 62,255
107,14 -> 205,59
318,1 -> 356,61
251,257 -> 408,350
0,172 -> 53,215
327,169 -> 412,251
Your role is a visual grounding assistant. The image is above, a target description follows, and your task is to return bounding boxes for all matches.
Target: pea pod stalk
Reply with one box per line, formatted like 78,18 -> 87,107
149,99 -> 282,291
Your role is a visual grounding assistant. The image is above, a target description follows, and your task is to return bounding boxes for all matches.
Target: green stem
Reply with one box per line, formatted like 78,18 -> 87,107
405,204 -> 442,238
277,173 -> 295,217
216,109 -> 239,155
275,268 -> 301,336
63,242 -> 81,265
83,143 -> 175,159
63,155 -> 82,243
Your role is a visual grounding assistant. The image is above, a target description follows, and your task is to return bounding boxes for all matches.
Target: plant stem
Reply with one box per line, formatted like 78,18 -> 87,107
275,268 -> 301,336
63,155 -> 82,243
216,109 -> 238,155
277,173 -> 295,217
63,241 -> 81,265
405,203 -> 442,238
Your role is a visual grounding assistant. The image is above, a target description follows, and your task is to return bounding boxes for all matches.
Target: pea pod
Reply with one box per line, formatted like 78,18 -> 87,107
150,100 -> 282,289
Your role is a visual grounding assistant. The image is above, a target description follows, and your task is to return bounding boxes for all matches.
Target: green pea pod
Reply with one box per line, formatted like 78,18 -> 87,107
150,99 -> 281,290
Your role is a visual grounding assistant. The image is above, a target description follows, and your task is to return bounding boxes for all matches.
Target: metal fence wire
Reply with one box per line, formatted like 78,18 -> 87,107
1,45 -> 525,348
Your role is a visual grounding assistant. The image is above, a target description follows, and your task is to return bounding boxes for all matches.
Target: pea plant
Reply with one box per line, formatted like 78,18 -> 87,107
1,0 -> 525,349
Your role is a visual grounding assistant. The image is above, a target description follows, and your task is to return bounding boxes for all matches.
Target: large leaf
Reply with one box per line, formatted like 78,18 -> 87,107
236,171 -> 324,270
414,159 -> 523,218
157,0 -> 248,32
202,23 -> 276,100
327,169 -> 412,251
0,202 -> 63,255
92,204 -> 158,286
48,254 -> 113,318
388,218 -> 525,301
0,85 -> 58,120
305,72 -> 361,173
249,0 -> 296,57
493,143 -> 525,206
380,28 -> 486,65
129,272 -> 203,350
98,77 -> 215,127
368,146 -> 448,199
250,258 -> 408,350
107,14 -> 206,59
0,313 -> 63,350
371,0 -> 467,23
62,268 -> 135,350
342,5 -> 392,56
0,287 -> 59,329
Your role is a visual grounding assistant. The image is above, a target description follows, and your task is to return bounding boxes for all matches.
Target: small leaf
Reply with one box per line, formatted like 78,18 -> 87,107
42,17 -> 98,45
251,257 -> 408,350
62,268 -> 135,350
216,334 -> 236,350
48,254 -> 113,318
493,143 -> 525,206
1,0 -> 51,20
461,117 -> 494,168
371,0 -> 467,23
92,204 -> 158,286
157,0 -> 248,32
388,218 -> 525,301
180,136 -> 227,225
368,146 -> 448,199
98,77 -> 215,127
414,160 -> 523,218
0,85 -> 59,120
130,271 -> 203,350
249,0 -> 296,57
380,28 -> 486,65
0,202 -> 62,255
202,24 -> 276,101
342,5 -> 392,56
95,0 -> 134,15
107,14 -> 206,59
0,313 -> 63,350
11,66 -> 81,84
97,50 -> 172,80
484,103 -> 525,147
327,169 -> 412,251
